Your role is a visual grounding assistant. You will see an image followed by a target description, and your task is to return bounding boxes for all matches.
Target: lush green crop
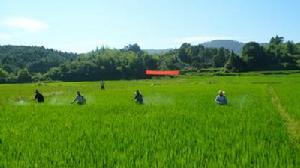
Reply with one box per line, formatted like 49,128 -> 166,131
0,75 -> 299,167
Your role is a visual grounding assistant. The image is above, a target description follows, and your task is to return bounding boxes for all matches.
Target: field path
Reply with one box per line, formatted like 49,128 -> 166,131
269,86 -> 300,148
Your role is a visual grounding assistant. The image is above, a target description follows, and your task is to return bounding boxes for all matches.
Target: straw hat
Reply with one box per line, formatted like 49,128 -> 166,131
218,90 -> 225,95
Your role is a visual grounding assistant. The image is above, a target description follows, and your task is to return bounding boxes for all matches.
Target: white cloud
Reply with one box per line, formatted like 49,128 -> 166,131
4,17 -> 48,32
176,36 -> 233,44
0,32 -> 13,40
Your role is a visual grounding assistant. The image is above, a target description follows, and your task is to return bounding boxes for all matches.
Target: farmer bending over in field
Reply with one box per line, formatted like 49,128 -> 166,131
215,90 -> 227,105
134,90 -> 143,104
72,91 -> 86,105
34,90 -> 44,103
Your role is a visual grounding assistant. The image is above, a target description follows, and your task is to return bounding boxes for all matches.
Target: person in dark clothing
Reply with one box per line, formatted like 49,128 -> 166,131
134,90 -> 143,104
35,90 -> 44,103
100,80 -> 105,90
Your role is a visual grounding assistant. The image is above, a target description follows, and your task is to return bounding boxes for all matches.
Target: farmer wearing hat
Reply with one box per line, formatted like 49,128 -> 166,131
72,91 -> 86,105
215,90 -> 227,105
34,90 -> 44,103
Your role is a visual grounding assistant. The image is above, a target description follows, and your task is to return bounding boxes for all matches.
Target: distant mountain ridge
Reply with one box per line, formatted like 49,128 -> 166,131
201,40 -> 244,54
144,40 -> 269,55
143,49 -> 172,55
144,40 -> 246,55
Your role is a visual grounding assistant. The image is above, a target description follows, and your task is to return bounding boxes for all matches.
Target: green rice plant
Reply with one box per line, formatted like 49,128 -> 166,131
0,75 -> 299,167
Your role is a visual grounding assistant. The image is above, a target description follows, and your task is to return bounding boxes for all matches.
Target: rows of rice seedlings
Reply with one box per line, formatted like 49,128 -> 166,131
0,76 -> 299,167
271,79 -> 300,150
272,82 -> 300,120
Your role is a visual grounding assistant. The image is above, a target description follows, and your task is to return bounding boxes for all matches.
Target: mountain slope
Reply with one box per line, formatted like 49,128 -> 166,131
201,40 -> 244,54
0,45 -> 78,73
143,49 -> 172,55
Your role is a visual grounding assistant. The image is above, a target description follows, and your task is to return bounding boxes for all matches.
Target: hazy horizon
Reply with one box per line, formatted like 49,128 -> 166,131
0,39 -> 267,54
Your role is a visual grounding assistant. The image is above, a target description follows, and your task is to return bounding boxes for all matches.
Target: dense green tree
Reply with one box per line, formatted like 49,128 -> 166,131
225,51 -> 245,72
123,43 -> 141,53
159,51 -> 185,70
16,69 -> 32,83
213,47 -> 226,67
286,41 -> 296,55
143,54 -> 159,70
0,68 -> 9,83
266,36 -> 298,69
270,35 -> 284,45
178,43 -> 192,63
242,42 -> 265,70
45,67 -> 63,80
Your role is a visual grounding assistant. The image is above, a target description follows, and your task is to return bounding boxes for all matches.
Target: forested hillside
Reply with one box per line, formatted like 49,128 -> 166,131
0,36 -> 300,83
0,45 -> 77,73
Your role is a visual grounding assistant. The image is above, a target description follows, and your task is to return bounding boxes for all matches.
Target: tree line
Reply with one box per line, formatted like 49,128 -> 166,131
0,36 -> 300,83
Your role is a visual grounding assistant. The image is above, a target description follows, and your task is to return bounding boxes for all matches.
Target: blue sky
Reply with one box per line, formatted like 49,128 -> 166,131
0,0 -> 299,53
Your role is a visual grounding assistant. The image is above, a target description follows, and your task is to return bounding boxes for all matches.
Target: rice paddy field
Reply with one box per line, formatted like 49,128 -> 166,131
0,75 -> 300,167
